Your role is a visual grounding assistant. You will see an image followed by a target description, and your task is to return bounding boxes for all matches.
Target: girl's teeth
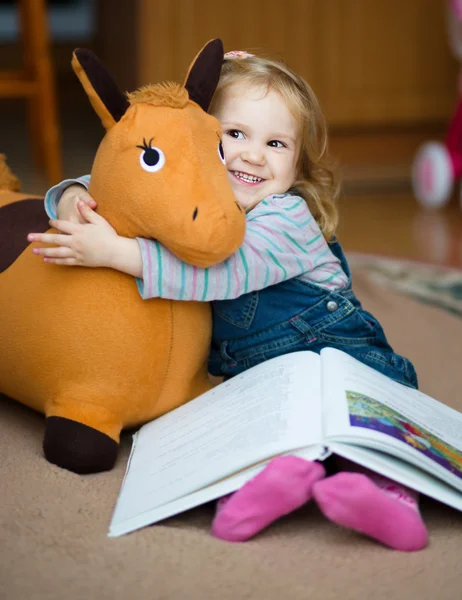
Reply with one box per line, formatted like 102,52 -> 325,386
234,171 -> 262,183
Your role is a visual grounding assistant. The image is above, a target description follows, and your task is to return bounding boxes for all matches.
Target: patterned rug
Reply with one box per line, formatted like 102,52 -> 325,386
348,253 -> 462,318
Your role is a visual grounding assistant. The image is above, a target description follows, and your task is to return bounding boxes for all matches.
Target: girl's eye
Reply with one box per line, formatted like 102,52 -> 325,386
218,140 -> 226,164
137,145 -> 166,173
227,129 -> 244,140
268,140 -> 286,148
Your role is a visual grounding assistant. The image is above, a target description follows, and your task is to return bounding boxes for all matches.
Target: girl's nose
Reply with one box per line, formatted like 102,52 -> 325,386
240,149 -> 265,166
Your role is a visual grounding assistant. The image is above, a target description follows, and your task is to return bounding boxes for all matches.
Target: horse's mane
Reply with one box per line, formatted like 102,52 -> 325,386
127,82 -> 189,109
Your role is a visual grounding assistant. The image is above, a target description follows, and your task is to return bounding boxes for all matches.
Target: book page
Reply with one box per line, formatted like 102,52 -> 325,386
321,348 -> 462,492
328,443 -> 462,513
109,445 -> 326,537
110,351 -> 323,534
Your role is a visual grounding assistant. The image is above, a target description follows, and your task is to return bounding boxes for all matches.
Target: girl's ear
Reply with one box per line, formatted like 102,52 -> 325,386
184,39 -> 224,111
72,48 -> 130,130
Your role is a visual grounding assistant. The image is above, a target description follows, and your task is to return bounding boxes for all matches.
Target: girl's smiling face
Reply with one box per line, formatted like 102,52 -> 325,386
213,83 -> 301,209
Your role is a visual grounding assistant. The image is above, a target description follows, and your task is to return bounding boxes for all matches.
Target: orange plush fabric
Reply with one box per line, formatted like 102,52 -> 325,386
0,40 -> 245,474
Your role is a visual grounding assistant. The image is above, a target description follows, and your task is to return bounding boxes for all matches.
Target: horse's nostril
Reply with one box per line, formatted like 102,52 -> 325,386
192,207 -> 198,221
235,202 -> 242,212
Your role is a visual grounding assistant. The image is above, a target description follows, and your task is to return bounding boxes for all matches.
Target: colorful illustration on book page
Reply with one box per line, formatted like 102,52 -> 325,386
346,391 -> 462,479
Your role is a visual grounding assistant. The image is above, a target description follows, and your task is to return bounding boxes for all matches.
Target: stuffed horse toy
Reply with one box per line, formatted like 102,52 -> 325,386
0,40 -> 245,474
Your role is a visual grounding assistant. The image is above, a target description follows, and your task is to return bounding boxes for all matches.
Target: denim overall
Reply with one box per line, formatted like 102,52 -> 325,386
208,240 -> 418,389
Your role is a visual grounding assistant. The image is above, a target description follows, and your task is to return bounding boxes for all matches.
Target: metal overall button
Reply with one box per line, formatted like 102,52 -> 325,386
326,300 -> 338,312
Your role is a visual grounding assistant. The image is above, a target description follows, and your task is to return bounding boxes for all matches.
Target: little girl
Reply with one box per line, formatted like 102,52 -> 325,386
29,51 -> 428,551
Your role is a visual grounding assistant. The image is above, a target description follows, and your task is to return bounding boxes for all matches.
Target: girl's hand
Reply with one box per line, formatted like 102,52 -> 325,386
28,201 -> 117,268
57,184 -> 97,224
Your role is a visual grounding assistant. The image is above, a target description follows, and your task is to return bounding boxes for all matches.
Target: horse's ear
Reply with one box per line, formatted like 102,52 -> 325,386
72,49 -> 130,130
184,39 -> 224,112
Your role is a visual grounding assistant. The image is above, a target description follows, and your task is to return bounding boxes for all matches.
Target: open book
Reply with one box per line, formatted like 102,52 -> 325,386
109,348 -> 462,537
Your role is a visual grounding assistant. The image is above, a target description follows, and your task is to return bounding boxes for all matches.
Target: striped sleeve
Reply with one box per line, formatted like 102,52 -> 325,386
135,194 -> 342,301
44,175 -> 91,219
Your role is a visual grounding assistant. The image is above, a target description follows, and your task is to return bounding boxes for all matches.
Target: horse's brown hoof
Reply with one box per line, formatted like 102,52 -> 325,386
43,416 -> 118,474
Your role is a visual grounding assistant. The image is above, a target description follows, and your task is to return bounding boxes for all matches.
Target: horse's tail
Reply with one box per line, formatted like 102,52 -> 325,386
0,154 -> 21,192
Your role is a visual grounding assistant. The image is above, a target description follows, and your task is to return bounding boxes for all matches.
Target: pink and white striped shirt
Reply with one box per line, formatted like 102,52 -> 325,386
45,177 -> 348,301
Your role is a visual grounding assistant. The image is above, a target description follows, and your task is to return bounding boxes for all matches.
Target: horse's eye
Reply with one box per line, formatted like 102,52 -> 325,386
218,141 -> 226,165
139,146 -> 165,173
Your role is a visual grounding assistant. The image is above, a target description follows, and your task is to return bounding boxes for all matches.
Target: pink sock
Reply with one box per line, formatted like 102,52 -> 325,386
312,472 -> 428,552
211,456 -> 326,542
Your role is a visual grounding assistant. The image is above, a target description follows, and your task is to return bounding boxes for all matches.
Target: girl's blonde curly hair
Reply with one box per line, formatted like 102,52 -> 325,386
209,55 -> 340,241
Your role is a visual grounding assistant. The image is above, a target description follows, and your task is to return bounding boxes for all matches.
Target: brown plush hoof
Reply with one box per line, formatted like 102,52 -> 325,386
43,416 -> 118,474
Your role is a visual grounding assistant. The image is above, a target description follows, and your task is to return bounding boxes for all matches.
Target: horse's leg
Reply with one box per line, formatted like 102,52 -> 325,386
43,397 -> 122,474
43,418 -> 118,474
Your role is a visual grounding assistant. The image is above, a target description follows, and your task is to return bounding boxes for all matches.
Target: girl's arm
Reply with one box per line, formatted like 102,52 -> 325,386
36,175 -> 143,274
29,201 -> 143,277
45,175 -> 94,223
135,195 -> 324,301
30,195 -> 335,301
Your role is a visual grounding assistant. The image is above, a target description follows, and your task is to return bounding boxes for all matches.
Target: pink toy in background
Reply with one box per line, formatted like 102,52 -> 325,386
412,0 -> 462,209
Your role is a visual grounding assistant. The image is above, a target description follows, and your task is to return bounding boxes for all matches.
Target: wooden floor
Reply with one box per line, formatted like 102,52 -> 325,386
2,97 -> 461,269
337,193 -> 462,268
331,125 -> 462,268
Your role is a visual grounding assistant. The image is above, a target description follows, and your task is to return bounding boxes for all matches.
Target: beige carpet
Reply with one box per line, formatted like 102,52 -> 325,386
1,260 -> 462,600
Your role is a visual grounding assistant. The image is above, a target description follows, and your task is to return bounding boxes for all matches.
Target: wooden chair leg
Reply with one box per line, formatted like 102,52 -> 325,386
18,0 -> 63,185
18,1 -> 44,171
